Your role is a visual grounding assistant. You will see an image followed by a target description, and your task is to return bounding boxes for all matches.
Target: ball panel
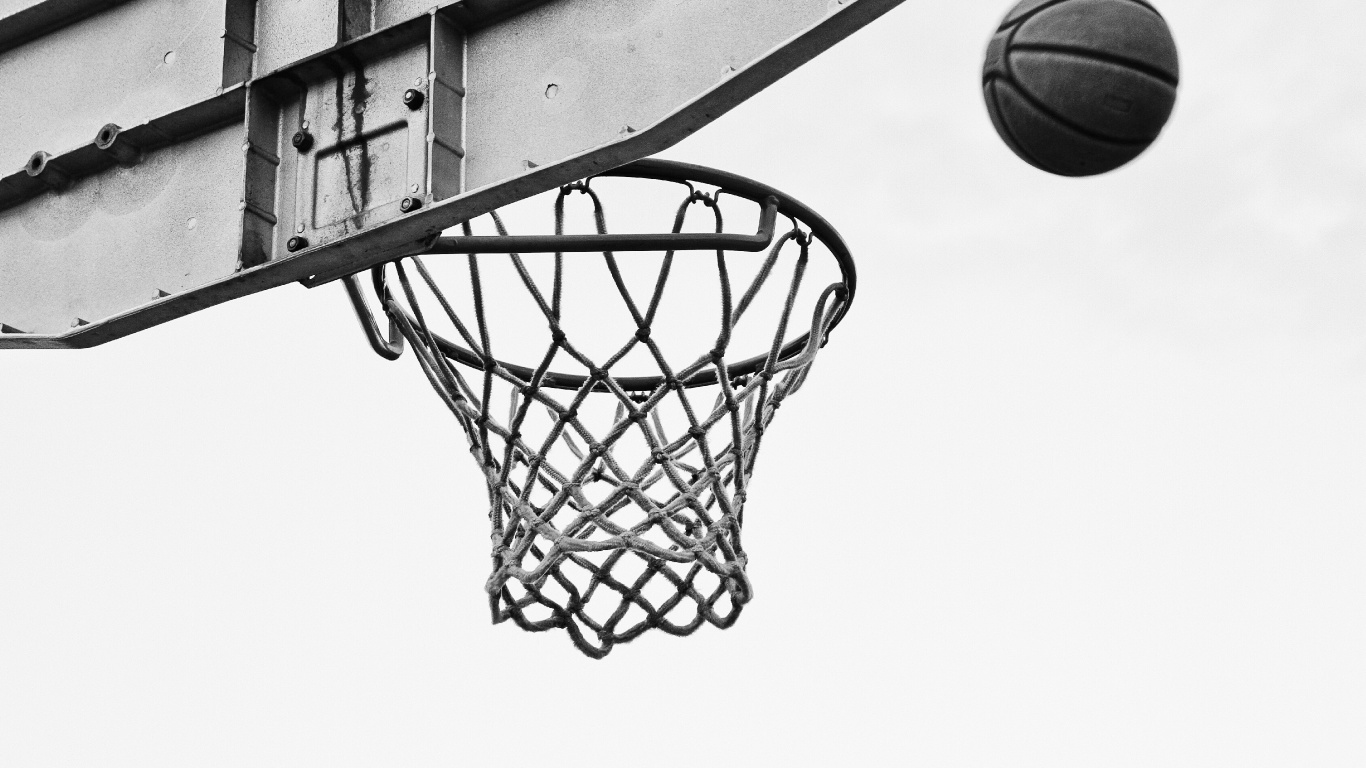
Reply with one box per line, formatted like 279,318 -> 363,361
983,80 -> 1041,170
988,79 -> 1147,176
1009,51 -> 1177,141
983,29 -> 1011,81
999,0 -> 1068,29
1014,0 -> 1179,81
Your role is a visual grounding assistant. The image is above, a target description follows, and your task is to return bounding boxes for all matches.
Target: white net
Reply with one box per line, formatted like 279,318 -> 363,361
353,163 -> 853,656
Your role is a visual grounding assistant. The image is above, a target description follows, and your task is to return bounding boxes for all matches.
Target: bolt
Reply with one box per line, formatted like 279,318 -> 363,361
402,88 -> 425,110
287,236 -> 309,252
399,196 -> 423,213
291,130 -> 313,152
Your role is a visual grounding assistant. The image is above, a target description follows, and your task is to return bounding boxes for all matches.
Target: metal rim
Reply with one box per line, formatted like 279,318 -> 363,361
376,157 -> 856,392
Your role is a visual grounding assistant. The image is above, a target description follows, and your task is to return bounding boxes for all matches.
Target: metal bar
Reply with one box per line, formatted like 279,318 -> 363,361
0,84 -> 248,213
425,195 -> 779,255
342,274 -> 405,360
0,0 -> 129,54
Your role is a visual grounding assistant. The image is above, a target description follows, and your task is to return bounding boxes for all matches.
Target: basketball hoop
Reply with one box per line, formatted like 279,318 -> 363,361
343,159 -> 855,657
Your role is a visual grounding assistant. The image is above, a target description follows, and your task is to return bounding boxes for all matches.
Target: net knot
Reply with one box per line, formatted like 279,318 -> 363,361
634,326 -> 651,342
550,327 -> 567,345
688,425 -> 706,440
481,355 -> 497,372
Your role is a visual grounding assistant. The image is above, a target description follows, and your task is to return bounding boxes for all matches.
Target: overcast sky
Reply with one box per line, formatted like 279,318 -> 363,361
4,1 -> 1366,765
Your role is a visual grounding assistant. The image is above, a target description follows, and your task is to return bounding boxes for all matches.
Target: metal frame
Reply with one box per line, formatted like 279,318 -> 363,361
0,0 -> 904,350
344,157 -> 856,391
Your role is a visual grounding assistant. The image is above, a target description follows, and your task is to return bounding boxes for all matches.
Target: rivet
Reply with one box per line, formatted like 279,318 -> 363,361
287,236 -> 309,252
25,151 -> 71,191
399,196 -> 422,213
403,88 -> 425,110
291,130 -> 313,152
95,124 -> 141,166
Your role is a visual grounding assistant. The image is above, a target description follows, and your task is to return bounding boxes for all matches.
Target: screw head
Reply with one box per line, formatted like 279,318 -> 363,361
287,236 -> 309,252
399,196 -> 423,213
291,130 -> 313,152
402,88 -> 425,110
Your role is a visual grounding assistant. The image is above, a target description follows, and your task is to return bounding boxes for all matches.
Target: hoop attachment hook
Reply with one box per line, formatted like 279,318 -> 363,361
342,271 -> 405,361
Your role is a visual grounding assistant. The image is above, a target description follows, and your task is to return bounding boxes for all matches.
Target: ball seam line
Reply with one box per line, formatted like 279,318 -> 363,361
998,0 -> 1072,32
985,74 -> 1159,147
1008,43 -> 1179,87
984,79 -> 1049,171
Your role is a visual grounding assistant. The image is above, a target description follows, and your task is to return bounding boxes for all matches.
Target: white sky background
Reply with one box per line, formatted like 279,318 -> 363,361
4,0 -> 1366,764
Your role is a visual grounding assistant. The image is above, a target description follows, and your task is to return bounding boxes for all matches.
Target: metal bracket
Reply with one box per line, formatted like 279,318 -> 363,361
342,272 -> 405,361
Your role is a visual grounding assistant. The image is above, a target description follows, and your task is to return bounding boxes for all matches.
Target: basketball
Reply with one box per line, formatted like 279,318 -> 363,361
983,0 -> 1180,176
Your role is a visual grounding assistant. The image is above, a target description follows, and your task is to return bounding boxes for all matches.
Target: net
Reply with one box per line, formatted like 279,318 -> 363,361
345,160 -> 855,657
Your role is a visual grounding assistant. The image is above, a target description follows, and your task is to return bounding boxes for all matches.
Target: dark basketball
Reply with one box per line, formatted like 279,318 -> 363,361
982,0 -> 1180,176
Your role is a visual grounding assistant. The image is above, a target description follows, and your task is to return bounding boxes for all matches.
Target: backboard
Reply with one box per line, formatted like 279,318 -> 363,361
0,0 -> 905,348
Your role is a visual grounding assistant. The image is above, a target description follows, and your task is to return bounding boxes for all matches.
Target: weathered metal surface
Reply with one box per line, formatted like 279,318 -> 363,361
0,0 -> 252,174
463,0 -> 836,190
289,41 -> 430,246
0,0 -> 906,349
0,125 -> 245,335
